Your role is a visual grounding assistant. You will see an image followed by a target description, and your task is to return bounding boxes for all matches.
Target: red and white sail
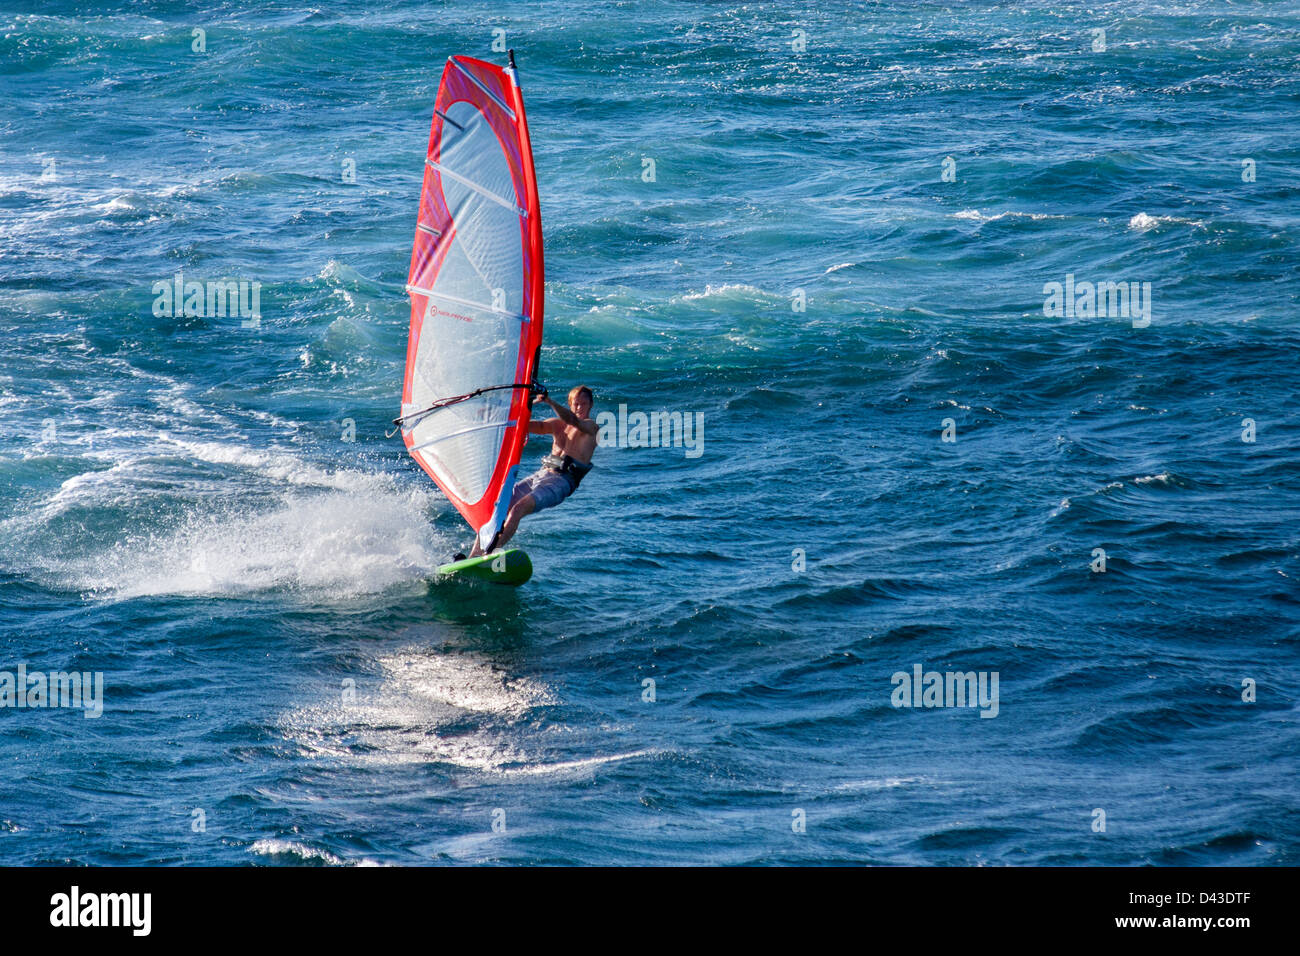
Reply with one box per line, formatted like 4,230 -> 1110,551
401,54 -> 544,550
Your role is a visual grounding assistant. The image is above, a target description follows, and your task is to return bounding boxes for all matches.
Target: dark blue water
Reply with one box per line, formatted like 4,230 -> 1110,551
1,1 -> 1297,865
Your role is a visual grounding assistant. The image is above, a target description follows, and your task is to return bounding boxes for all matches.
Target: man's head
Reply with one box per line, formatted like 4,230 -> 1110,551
568,384 -> 593,418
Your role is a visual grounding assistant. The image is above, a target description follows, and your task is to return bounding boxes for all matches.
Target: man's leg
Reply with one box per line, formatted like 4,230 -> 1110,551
469,477 -> 534,557
493,494 -> 536,551
493,472 -> 572,550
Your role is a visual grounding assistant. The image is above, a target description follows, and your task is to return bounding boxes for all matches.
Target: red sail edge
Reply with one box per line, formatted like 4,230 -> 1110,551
401,55 -> 544,544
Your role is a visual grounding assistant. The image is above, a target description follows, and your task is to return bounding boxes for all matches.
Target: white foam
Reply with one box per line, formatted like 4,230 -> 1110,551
51,459 -> 140,500
679,283 -> 776,303
1128,212 -> 1204,231
91,194 -> 140,215
249,839 -> 381,867
954,209 -> 1063,223
76,479 -> 440,599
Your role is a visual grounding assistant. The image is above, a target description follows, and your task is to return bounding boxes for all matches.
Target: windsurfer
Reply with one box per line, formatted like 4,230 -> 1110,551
466,385 -> 598,557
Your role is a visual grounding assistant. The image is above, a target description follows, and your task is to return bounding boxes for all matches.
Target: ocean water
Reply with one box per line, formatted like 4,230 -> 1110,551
1,0 -> 1297,865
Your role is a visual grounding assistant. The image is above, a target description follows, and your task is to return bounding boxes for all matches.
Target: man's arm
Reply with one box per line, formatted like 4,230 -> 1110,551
528,418 -> 558,435
544,397 -> 598,435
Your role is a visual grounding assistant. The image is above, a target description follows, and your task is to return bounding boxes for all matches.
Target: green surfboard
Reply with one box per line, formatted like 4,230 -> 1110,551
436,549 -> 533,586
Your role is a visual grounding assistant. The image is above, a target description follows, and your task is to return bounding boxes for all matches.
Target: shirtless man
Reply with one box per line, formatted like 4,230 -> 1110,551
468,384 -> 598,556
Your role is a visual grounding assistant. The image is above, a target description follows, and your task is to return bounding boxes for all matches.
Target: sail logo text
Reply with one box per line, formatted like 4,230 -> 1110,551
596,404 -> 704,458
1043,273 -> 1151,327
50,886 -> 151,936
428,304 -> 472,323
891,664 -> 1000,718
0,663 -> 103,718
152,270 -> 261,327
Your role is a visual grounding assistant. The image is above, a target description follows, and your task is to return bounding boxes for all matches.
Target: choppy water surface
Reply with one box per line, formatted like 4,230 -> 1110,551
0,1 -> 1297,864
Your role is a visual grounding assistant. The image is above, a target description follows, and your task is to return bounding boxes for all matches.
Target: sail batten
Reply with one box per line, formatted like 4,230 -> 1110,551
450,57 -> 517,119
425,159 -> 528,216
405,283 -> 528,323
401,54 -> 544,546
